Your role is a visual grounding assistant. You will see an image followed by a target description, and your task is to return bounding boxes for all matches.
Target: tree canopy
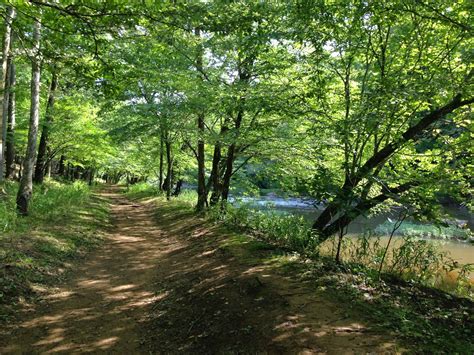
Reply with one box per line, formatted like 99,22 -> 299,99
0,0 -> 472,233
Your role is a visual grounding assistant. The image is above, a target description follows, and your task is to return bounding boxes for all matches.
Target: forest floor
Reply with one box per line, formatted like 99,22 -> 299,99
1,186 -> 468,354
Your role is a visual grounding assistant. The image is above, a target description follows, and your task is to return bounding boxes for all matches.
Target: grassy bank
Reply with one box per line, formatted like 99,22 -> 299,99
124,183 -> 472,297
0,180 -> 110,320
129,188 -> 473,354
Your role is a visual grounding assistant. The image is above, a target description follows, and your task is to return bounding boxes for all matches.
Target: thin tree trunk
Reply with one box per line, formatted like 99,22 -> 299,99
89,168 -> 94,186
2,56 -> 10,179
0,6 -> 15,184
58,155 -> 65,176
165,140 -> 173,200
6,60 -> 16,179
194,27 -> 207,211
196,112 -> 206,210
209,143 -> 222,205
17,18 -> 41,215
34,69 -> 58,184
159,134 -> 164,191
17,155 -> 22,180
45,157 -> 51,178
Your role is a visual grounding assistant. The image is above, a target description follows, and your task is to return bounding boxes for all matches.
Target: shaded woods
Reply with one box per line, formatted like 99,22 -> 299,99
0,1 -> 472,354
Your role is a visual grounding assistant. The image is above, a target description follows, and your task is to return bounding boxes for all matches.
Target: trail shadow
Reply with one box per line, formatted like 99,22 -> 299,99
141,202 -> 400,354
1,189 -> 164,353
1,191 -> 400,354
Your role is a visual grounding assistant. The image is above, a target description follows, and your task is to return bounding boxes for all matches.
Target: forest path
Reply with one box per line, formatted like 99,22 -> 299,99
1,187 -> 401,354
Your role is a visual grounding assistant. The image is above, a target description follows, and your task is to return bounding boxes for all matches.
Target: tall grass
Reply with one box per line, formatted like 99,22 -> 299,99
208,203 -> 318,255
124,181 -> 161,199
342,232 -> 473,298
0,180 -> 108,314
0,180 -> 92,232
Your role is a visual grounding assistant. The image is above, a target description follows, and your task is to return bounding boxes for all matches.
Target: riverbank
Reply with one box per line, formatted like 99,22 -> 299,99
135,191 -> 473,353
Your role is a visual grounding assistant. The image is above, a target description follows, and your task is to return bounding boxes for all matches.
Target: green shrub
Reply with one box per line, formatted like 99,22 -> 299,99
124,182 -> 161,199
208,203 -> 318,255
175,189 -> 198,206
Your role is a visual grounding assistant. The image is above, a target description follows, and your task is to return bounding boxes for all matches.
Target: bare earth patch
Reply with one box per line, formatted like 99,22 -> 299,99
1,187 -> 402,354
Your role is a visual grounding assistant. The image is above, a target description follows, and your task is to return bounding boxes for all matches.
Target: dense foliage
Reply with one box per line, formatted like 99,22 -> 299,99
0,0 -> 472,293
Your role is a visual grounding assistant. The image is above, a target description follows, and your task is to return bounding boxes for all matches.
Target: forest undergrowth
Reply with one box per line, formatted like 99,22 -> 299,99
0,180 -> 109,321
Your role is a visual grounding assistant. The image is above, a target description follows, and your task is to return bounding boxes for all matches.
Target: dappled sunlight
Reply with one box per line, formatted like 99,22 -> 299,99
3,188 -> 401,353
139,200 -> 401,353
1,188 -> 178,353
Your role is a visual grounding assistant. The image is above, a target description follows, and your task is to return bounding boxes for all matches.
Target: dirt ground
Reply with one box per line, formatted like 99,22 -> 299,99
0,188 -> 402,354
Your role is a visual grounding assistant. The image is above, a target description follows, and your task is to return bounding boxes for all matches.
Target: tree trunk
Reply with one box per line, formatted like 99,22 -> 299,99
173,179 -> 183,196
74,167 -> 81,180
66,163 -> 72,180
209,142 -> 223,205
194,27 -> 207,211
58,155 -> 65,176
17,18 -> 41,215
312,95 -> 474,241
34,69 -> 58,184
17,155 -> 22,180
45,156 -> 51,178
159,134 -> 164,191
0,6 -> 15,184
221,108 -> 244,202
6,60 -> 16,179
221,143 -> 236,202
196,113 -> 206,210
89,168 -> 94,186
165,140 -> 173,200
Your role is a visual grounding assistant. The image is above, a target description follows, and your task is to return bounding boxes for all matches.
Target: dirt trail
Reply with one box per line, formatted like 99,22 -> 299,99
1,188 -> 401,354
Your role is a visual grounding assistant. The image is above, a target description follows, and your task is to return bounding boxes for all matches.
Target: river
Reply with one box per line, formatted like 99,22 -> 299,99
232,195 -> 474,279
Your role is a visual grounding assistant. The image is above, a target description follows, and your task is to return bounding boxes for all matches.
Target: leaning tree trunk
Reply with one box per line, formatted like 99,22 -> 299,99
0,6 -> 15,183
6,59 -> 16,179
17,18 -> 41,215
312,92 -> 474,241
34,69 -> 58,184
